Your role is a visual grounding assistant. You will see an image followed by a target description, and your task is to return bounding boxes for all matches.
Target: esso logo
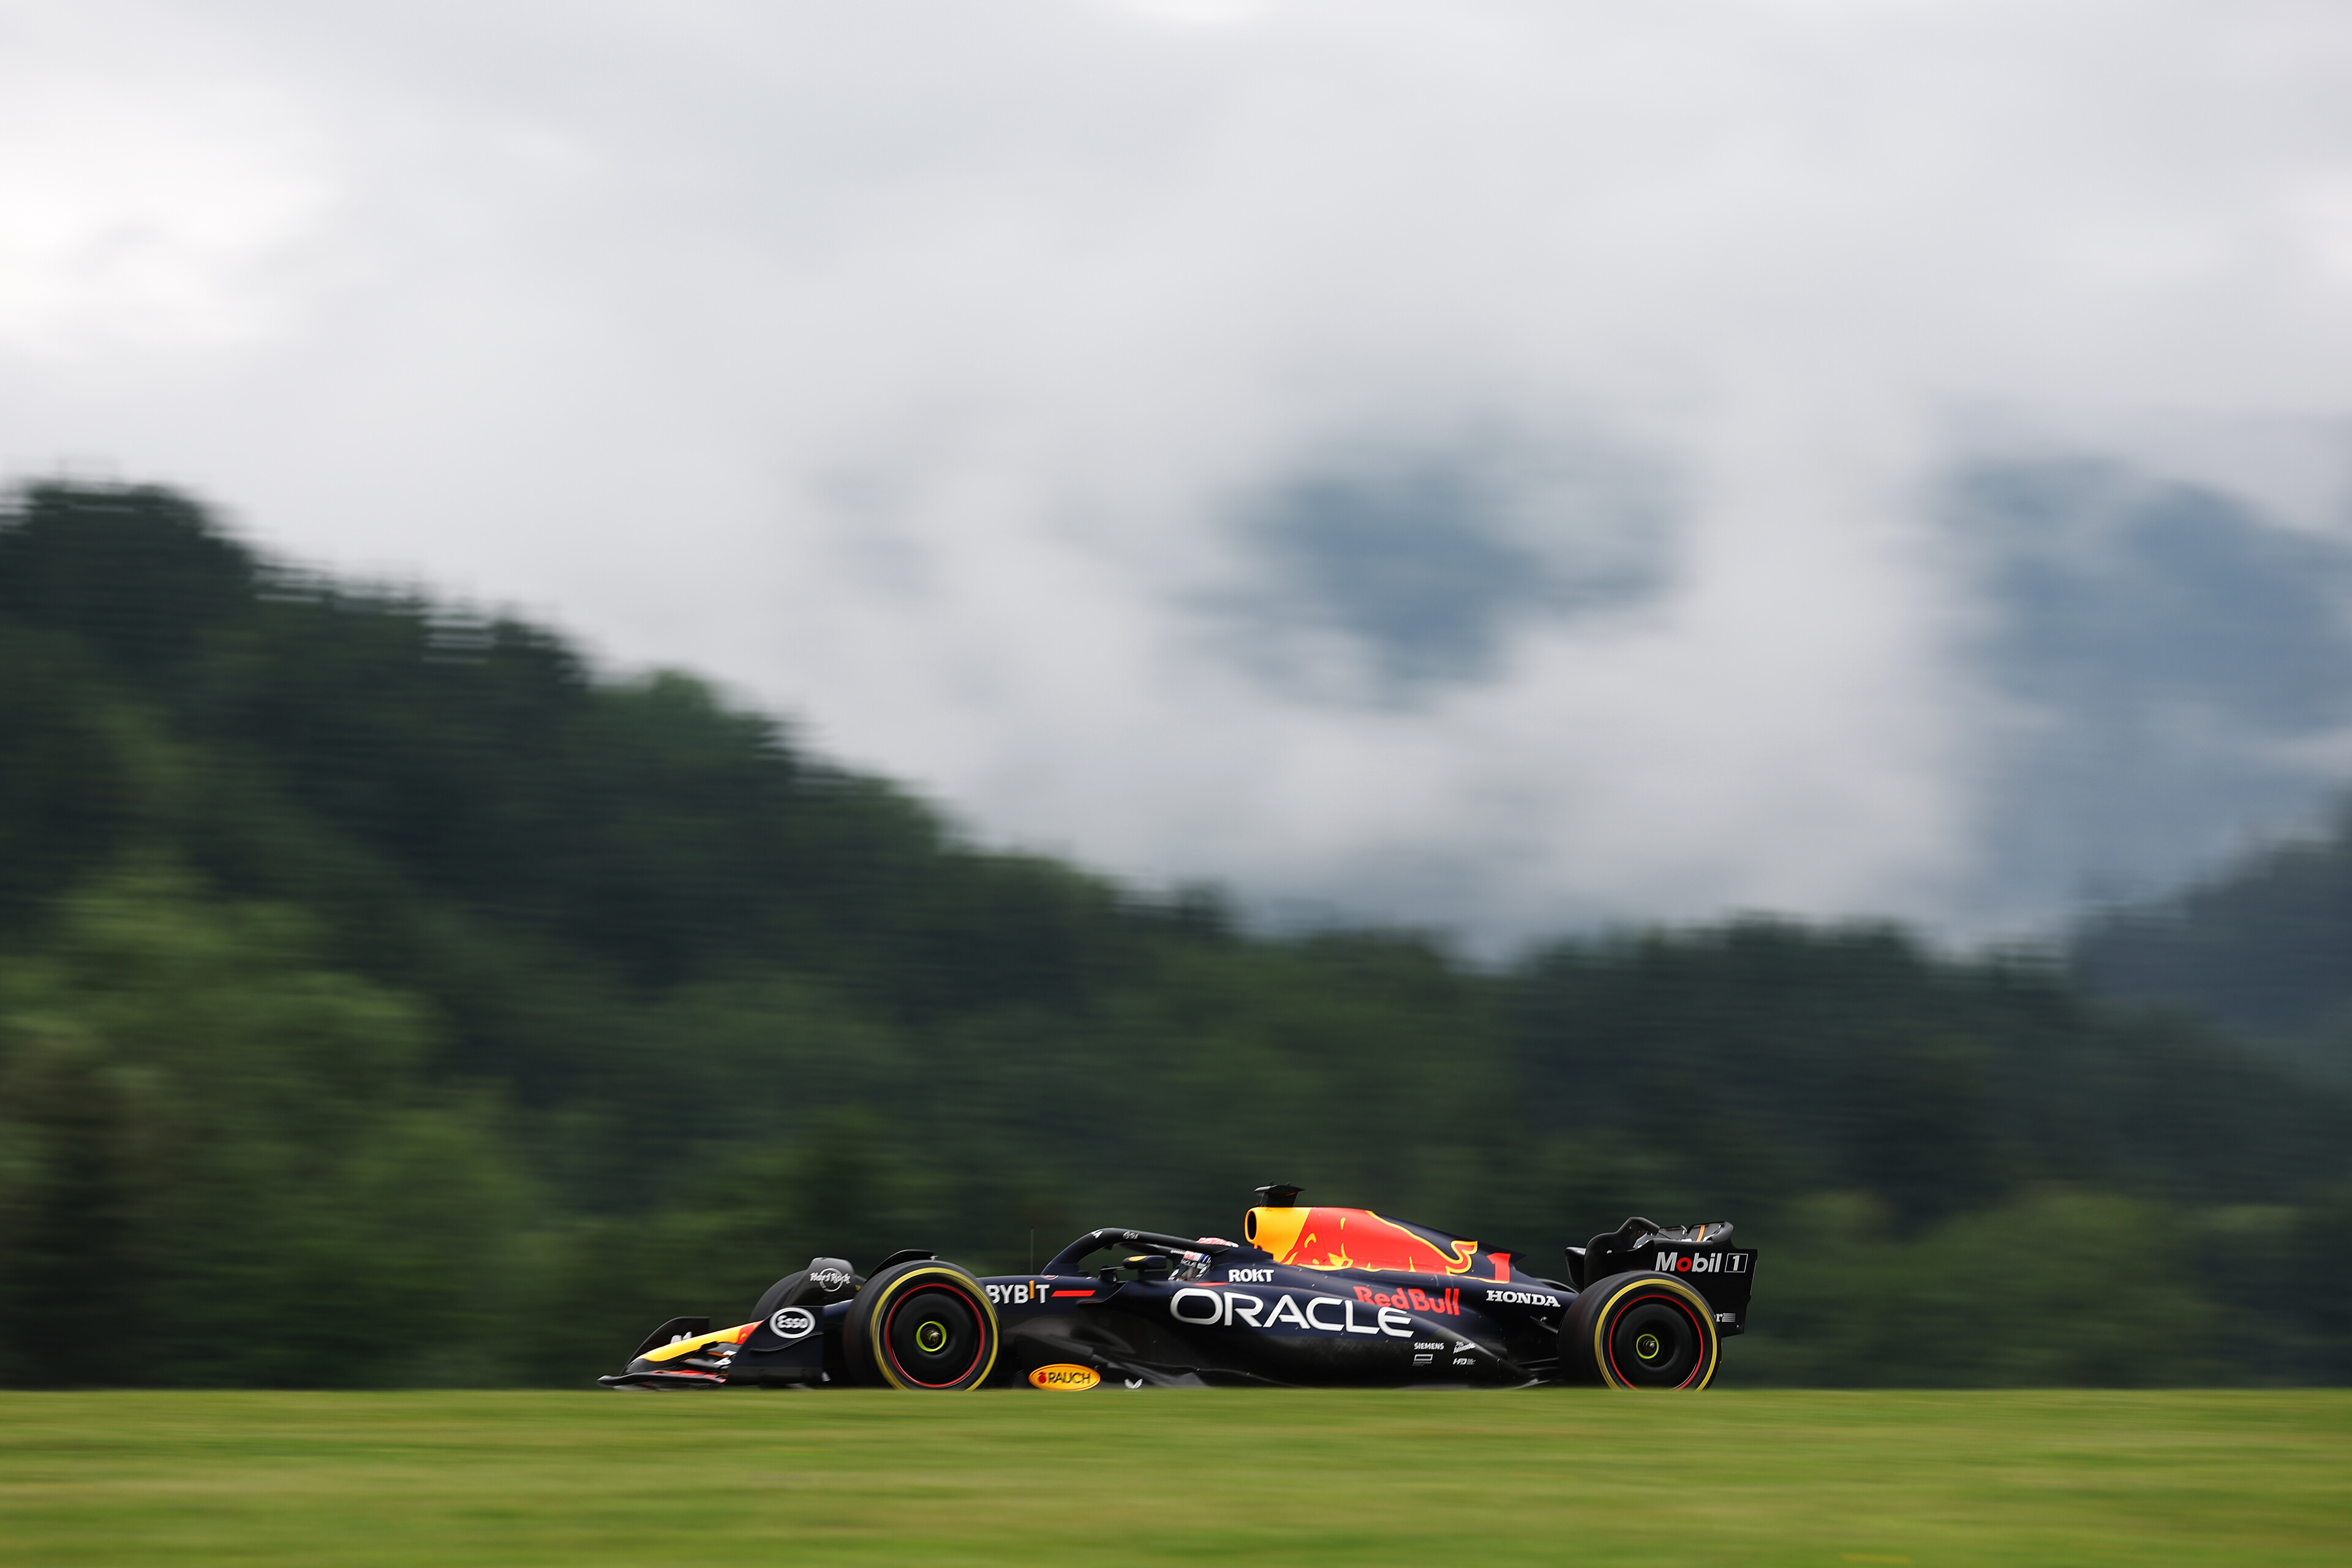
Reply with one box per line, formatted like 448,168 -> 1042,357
769,1306 -> 816,1340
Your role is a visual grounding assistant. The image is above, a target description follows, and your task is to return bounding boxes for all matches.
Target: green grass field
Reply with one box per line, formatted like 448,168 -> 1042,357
2,1390 -> 2346,1566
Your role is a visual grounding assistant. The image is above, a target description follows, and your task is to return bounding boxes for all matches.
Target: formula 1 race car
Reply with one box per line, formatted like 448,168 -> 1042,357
600,1186 -> 1757,1392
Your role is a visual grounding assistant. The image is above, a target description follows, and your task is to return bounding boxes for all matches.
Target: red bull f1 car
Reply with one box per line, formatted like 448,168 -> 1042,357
601,1186 -> 1756,1392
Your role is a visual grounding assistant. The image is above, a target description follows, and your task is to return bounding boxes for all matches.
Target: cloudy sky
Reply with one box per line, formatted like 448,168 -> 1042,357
7,0 -> 2352,947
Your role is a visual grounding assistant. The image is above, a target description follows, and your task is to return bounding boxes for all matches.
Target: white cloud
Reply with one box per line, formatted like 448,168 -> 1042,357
5,0 -> 2352,943
0,6 -> 336,360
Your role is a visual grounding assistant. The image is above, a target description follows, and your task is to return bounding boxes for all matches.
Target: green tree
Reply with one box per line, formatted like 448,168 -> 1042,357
0,865 -> 526,1385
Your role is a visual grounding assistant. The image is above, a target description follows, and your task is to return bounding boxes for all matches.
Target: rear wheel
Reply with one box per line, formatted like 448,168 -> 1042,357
844,1260 -> 1000,1390
1560,1270 -> 1720,1389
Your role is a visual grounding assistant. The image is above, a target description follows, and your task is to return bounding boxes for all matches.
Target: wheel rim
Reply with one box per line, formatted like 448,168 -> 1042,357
882,1283 -> 989,1388
1600,1289 -> 1711,1389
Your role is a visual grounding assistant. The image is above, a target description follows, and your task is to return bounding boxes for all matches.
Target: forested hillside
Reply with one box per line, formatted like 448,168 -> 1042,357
2073,809 -> 2352,1082
4,482 -> 2350,1388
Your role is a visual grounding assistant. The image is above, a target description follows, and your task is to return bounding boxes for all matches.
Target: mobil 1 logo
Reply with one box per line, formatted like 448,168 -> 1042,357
1652,1248 -> 1755,1277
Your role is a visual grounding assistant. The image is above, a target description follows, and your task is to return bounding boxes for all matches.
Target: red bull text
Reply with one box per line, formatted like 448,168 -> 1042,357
1353,1284 -> 1461,1316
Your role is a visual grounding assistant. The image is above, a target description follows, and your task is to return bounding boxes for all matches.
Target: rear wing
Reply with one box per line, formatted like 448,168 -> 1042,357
1568,1217 -> 1755,1335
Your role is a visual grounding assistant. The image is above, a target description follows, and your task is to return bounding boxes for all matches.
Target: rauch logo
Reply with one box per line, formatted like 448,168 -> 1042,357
1028,1364 -> 1101,1391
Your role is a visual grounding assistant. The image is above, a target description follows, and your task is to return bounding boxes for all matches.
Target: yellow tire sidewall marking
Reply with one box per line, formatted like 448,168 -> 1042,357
1591,1275 -> 1718,1390
869,1265 -> 1001,1391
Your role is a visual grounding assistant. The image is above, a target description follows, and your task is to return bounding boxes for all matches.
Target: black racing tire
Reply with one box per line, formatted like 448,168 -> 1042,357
1559,1270 -> 1720,1390
842,1260 -> 1000,1391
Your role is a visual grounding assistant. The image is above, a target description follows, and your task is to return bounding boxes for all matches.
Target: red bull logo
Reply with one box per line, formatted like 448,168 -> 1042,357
1246,1206 -> 1482,1276
1352,1284 -> 1460,1317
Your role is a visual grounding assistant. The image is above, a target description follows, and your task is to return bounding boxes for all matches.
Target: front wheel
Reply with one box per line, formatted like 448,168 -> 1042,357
1560,1271 -> 1720,1389
843,1260 -> 1001,1390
